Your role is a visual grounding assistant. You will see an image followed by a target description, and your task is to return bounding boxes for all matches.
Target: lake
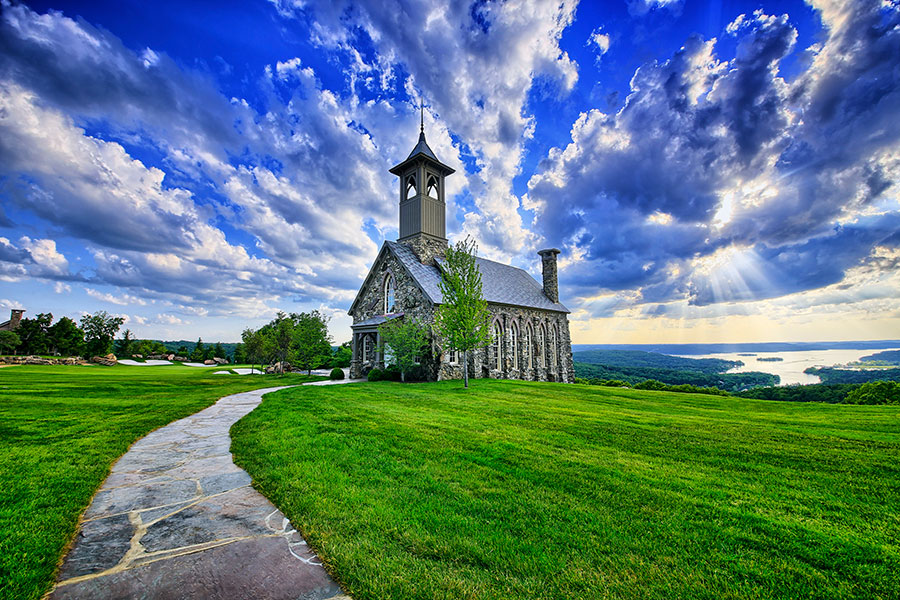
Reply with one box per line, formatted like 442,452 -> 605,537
674,348 -> 900,385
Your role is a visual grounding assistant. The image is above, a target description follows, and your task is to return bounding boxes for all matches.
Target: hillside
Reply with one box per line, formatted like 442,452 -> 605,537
573,349 -> 741,372
572,349 -> 777,391
858,350 -> 900,365
232,379 -> 900,600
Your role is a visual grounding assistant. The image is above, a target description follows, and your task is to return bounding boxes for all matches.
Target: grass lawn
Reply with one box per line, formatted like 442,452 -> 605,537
0,364 -> 321,600
231,379 -> 900,600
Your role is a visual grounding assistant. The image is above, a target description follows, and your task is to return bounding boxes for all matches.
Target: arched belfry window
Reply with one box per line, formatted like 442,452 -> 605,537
405,174 -> 417,199
492,321 -> 503,370
426,174 -> 439,198
383,273 -> 396,314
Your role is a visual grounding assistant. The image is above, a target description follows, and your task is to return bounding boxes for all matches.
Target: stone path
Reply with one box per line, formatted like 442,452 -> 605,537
49,384 -> 361,600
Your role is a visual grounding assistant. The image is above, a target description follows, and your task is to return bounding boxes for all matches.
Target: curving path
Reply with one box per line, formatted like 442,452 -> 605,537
49,382 -> 362,600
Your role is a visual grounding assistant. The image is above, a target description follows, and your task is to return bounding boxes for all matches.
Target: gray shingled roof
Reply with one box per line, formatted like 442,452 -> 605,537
386,241 -> 569,313
351,313 -> 403,329
406,132 -> 438,162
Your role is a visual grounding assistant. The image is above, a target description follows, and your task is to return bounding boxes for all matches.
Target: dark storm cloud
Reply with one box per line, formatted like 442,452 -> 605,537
528,1 -> 900,309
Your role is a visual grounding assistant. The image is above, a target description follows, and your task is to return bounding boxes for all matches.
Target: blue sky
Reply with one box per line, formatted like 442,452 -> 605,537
0,0 -> 898,344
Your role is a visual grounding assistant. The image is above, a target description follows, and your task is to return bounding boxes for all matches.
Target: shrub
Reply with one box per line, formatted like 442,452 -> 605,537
844,381 -> 900,405
329,367 -> 345,380
367,368 -> 384,382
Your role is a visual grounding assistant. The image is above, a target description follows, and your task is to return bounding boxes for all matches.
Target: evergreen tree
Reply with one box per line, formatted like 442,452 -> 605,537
190,338 -> 205,362
115,329 -> 135,358
48,317 -> 84,356
434,237 -> 492,388
213,342 -> 226,359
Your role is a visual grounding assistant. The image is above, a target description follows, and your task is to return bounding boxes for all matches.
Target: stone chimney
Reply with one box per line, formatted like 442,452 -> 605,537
538,248 -> 561,303
1,309 -> 24,331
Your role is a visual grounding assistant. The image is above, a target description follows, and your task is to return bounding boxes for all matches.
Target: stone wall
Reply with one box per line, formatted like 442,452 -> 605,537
349,246 -> 437,379
398,233 -> 448,265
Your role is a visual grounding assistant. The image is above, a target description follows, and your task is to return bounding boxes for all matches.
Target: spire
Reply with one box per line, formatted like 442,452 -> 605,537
419,99 -> 424,135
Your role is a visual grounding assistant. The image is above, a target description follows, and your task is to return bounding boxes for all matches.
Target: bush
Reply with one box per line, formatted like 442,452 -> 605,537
329,367 -> 345,380
844,381 -> 900,405
367,368 -> 384,382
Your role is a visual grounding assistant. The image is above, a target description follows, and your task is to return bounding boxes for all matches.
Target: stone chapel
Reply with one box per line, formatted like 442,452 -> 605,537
348,118 -> 574,383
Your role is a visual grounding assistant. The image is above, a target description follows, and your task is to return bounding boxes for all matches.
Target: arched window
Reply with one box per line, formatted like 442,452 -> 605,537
426,174 -> 439,198
492,321 -> 503,370
383,273 -> 396,314
405,174 -> 417,199
549,325 -> 558,371
537,324 -> 546,368
524,324 -> 533,369
510,321 -> 519,370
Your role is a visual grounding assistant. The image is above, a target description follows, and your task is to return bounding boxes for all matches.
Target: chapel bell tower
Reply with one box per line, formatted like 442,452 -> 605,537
389,105 -> 455,264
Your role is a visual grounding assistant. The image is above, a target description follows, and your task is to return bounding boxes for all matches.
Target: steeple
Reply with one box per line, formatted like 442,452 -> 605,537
389,104 -> 455,264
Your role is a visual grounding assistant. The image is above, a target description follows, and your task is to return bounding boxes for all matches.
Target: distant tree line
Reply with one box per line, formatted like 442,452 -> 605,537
0,311 -> 127,357
573,350 -> 742,373
803,367 -> 900,384
740,381 -> 900,405
857,350 -> 900,365
574,362 -> 778,392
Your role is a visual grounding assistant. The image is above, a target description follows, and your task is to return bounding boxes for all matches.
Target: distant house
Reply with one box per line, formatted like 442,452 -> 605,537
0,309 -> 24,331
348,120 -> 574,383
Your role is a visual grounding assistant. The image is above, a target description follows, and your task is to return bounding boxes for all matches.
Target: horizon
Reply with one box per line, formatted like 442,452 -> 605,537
1,1 -> 898,345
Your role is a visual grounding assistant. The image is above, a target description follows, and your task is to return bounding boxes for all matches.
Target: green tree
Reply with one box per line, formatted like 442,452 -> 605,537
16,312 -> 53,355
270,312 -> 296,374
330,342 -> 352,368
115,329 -> 135,358
176,345 -> 189,357
292,310 -> 332,375
233,343 -> 245,364
80,311 -> 125,357
242,327 -> 272,374
48,317 -> 84,356
190,338 -> 205,362
0,331 -> 20,355
378,318 -> 429,382
844,381 -> 900,405
213,342 -> 226,359
434,237 -> 492,388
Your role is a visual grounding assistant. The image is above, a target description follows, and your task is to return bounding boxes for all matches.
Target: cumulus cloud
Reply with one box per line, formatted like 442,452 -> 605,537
270,0 -> 580,257
527,1 -> 900,316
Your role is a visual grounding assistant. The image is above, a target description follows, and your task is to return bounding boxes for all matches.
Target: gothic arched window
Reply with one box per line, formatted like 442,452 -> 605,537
549,325 -> 558,371
426,174 -> 439,198
492,321 -> 503,370
537,324 -> 546,368
405,174 -> 417,199
524,323 -> 533,370
510,321 -> 519,370
383,273 -> 396,314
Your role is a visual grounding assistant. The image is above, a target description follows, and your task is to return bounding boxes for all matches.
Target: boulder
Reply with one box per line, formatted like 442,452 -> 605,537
174,356 -> 188,362
92,354 -> 118,366
25,356 -> 51,365
213,357 -> 228,365
167,354 -> 175,361
203,359 -> 216,365
132,354 -> 143,359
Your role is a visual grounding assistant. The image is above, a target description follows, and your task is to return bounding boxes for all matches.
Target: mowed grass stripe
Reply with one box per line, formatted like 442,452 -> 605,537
231,379 -> 900,600
0,365 -> 320,600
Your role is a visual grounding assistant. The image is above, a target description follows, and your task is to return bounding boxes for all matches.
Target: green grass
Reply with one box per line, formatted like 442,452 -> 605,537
231,379 -> 900,600
0,364 -> 321,600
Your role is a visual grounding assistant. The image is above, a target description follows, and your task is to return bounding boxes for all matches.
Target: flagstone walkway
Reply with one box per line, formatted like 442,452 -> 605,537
49,382 -> 362,600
